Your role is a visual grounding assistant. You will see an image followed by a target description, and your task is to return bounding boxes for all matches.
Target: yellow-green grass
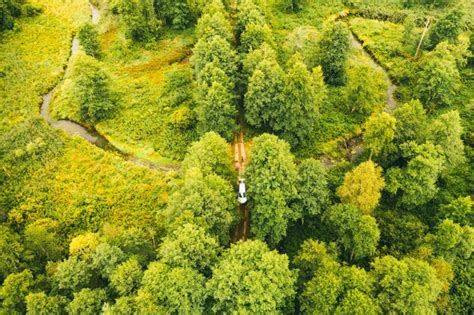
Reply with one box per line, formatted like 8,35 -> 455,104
348,17 -> 421,79
49,23 -> 195,164
0,0 -> 89,134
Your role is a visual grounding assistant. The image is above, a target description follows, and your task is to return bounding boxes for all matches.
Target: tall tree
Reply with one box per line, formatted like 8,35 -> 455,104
293,158 -> 330,219
113,0 -> 162,42
195,81 -> 237,141
278,54 -> 320,148
78,23 -> 101,59
319,22 -> 350,86
428,110 -> 465,171
244,58 -> 285,129
240,23 -> 274,53
167,167 -> 237,244
157,223 -> 220,273
344,62 -> 387,115
337,161 -> 385,215
1,269 -> 34,314
181,131 -> 234,180
245,134 -> 298,245
140,262 -> 207,313
363,112 -> 397,159
415,46 -> 460,109
66,288 -> 107,315
428,7 -> 465,49
386,141 -> 444,206
68,52 -> 116,124
190,35 -> 238,79
393,99 -> 428,145
25,292 -> 68,315
110,257 -> 143,296
196,10 -> 233,43
236,0 -> 266,37
324,204 -> 380,260
371,256 -> 443,314
207,240 -> 296,313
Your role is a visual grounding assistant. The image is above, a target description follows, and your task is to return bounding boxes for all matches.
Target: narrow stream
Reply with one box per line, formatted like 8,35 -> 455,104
40,3 -> 177,171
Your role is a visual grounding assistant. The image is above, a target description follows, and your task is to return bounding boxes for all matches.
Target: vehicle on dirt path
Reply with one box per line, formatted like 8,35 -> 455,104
238,179 -> 247,204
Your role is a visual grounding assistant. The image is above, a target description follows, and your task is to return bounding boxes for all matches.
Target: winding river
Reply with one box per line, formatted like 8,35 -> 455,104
40,4 -> 177,171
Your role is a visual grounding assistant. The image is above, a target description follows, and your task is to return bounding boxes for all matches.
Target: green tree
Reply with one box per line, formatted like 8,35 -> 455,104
181,132 -> 234,180
236,0 -> 265,36
344,62 -> 387,114
140,262 -> 207,313
78,23 -> 101,58
386,141 -> 444,206
402,14 -> 417,54
319,22 -> 350,86
432,219 -> 473,262
293,158 -> 330,218
393,99 -> 428,145
428,7 -> 465,49
293,239 -> 339,284
52,257 -> 92,292
66,288 -> 107,315
244,58 -> 285,129
428,110 -> 465,170
195,81 -> 237,141
110,257 -> 143,296
25,292 -> 68,315
299,255 -> 378,315
438,196 -> 473,225
185,135 -> 232,175
167,167 -> 237,244
337,161 -> 385,215
240,23 -> 273,53
335,289 -> 381,315
242,43 -> 278,82
157,223 -> 219,273
113,0 -> 162,42
0,0 -> 22,31
245,134 -> 298,245
196,10 -> 232,42
324,204 -> 380,260
371,256 -> 443,314
190,35 -> 238,79
24,219 -> 63,268
1,269 -> 34,313
68,52 -> 116,124
207,240 -> 296,313
415,46 -> 461,108
277,54 -> 320,148
363,112 -> 396,158
91,243 -> 125,278
156,0 -> 195,29
0,225 -> 29,280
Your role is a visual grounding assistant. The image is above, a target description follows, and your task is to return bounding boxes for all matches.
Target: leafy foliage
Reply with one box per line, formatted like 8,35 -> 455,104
207,240 -> 296,313
78,23 -> 101,58
245,134 -> 298,245
319,22 -> 351,86
337,161 -> 385,215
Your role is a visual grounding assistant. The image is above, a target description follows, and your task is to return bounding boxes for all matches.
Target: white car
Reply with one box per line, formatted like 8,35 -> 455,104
237,179 -> 247,204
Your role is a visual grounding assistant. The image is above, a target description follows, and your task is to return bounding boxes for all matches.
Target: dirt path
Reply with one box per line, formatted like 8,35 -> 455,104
232,130 -> 250,242
39,3 -> 178,172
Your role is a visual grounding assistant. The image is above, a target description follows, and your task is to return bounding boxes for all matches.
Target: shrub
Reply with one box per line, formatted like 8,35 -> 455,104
78,23 -> 101,58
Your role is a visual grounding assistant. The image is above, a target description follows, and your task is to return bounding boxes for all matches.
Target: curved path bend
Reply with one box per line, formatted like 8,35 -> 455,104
40,4 -> 177,172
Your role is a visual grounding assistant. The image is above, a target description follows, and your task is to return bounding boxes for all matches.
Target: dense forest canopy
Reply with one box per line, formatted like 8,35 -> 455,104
0,0 -> 473,313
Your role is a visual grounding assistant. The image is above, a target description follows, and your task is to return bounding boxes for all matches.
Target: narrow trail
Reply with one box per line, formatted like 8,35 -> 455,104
232,130 -> 250,242
40,3 -> 178,172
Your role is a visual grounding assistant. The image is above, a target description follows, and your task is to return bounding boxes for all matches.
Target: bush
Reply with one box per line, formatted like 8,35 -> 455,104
78,23 -> 101,58
0,0 -> 22,31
